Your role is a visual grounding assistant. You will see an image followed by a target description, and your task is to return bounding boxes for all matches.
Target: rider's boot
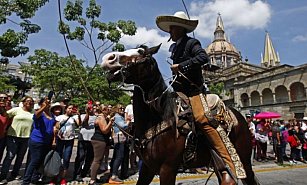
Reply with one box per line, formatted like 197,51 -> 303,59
189,94 -> 237,185
198,124 -> 237,185
221,172 -> 236,185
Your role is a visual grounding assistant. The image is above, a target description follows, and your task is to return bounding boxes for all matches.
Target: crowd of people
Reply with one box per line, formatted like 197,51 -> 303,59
0,92 -> 138,185
246,114 -> 307,166
1,89 -> 307,185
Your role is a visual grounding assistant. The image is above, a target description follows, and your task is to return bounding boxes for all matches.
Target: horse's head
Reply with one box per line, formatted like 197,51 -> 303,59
101,44 -> 161,87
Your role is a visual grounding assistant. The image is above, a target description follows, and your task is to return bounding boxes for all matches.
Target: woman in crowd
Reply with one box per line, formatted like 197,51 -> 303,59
109,104 -> 128,184
0,93 -> 11,164
73,103 -> 96,182
22,97 -> 57,185
53,104 -> 81,185
0,96 -> 34,184
88,106 -> 113,185
255,119 -> 270,162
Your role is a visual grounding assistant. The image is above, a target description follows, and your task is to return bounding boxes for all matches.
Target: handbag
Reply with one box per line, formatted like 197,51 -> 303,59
43,150 -> 61,177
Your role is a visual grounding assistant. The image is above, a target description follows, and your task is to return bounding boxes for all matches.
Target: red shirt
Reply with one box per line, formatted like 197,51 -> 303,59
287,135 -> 298,148
0,114 -> 10,138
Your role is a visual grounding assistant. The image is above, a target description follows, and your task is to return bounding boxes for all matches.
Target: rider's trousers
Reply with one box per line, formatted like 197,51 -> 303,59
189,94 -> 236,177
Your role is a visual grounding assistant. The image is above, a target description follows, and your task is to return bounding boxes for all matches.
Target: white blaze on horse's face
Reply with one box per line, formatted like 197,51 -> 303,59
101,48 -> 145,71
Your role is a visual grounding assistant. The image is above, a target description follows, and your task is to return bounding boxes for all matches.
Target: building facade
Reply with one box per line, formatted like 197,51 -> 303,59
205,14 -> 307,120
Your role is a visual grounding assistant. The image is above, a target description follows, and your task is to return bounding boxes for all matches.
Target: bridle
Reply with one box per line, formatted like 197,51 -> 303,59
109,54 -> 178,105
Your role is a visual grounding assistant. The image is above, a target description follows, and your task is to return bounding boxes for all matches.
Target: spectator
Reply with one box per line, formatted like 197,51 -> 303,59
22,97 -> 57,185
50,102 -> 63,117
281,123 -> 291,161
0,93 -> 11,164
53,104 -> 81,185
246,114 -> 256,165
109,104 -> 128,184
271,121 -> 283,164
255,119 -> 270,162
124,98 -> 137,172
100,104 -> 113,172
88,107 -> 113,185
72,103 -> 96,182
0,96 -> 34,184
288,128 -> 301,164
293,123 -> 306,163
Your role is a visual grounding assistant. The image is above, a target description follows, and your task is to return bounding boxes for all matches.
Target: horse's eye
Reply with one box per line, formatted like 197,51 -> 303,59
138,48 -> 145,55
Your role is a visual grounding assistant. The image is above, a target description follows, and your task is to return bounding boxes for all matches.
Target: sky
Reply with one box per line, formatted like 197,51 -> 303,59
4,0 -> 307,79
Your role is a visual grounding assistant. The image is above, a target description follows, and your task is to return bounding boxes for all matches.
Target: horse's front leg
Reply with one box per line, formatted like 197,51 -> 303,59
159,164 -> 177,185
136,162 -> 155,185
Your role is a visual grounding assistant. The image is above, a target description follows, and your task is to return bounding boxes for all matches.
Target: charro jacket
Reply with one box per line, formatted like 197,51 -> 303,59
171,35 -> 209,97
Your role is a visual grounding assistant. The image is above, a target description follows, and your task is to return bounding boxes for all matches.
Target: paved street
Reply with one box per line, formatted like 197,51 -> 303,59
2,139 -> 307,184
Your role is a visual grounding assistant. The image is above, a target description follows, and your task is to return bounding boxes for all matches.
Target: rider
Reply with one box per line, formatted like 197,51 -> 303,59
156,11 -> 237,185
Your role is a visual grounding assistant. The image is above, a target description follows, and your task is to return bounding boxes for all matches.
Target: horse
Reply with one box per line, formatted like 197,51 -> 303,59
101,44 -> 260,185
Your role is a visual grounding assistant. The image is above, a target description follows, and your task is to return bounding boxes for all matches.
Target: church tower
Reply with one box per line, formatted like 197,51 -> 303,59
261,31 -> 280,68
205,13 -> 241,69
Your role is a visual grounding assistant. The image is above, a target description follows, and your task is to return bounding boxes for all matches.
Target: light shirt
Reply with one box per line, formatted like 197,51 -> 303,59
56,114 -> 78,140
79,114 -> 96,141
6,107 -> 33,138
124,104 -> 134,122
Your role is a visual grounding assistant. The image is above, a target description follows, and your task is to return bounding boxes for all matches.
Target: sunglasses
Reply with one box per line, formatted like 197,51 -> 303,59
0,97 -> 8,100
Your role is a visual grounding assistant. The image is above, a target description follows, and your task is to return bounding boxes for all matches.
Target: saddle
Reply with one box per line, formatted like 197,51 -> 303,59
176,92 -> 238,131
175,92 -> 245,179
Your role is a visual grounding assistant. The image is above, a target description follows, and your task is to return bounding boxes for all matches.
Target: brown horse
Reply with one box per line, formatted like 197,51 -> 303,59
101,44 -> 260,185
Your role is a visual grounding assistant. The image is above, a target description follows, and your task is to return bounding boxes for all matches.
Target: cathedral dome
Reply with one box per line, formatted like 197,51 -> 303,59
206,40 -> 240,56
205,14 -> 241,68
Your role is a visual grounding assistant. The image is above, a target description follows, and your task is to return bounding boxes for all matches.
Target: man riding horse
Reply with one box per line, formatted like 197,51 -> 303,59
156,11 -> 242,185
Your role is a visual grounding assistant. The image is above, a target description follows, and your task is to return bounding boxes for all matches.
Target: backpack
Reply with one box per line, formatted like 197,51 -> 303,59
43,150 -> 61,177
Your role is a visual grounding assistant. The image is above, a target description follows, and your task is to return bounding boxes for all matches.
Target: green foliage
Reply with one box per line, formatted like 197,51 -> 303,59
22,49 -> 129,108
61,0 -> 137,65
0,0 -> 49,58
208,82 -> 224,96
0,75 -> 16,93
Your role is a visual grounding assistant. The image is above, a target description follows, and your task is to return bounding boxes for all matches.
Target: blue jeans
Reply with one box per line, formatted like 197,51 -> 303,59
0,136 -> 29,178
110,142 -> 125,176
22,139 -> 51,185
56,138 -> 74,170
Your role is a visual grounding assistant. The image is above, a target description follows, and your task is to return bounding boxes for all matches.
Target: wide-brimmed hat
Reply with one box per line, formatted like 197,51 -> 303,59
50,102 -> 62,112
156,11 -> 198,33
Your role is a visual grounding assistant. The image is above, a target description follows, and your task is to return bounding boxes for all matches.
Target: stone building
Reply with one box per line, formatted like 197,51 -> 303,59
205,14 -> 307,120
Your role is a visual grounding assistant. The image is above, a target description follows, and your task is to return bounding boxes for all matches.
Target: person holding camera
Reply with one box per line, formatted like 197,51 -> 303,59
72,102 -> 96,182
22,97 -> 57,185
53,104 -> 81,185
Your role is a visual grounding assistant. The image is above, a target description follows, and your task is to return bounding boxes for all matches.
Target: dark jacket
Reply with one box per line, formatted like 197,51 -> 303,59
171,35 -> 209,96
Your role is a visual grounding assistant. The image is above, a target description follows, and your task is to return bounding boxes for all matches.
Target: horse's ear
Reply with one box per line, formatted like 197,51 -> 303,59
148,43 -> 162,55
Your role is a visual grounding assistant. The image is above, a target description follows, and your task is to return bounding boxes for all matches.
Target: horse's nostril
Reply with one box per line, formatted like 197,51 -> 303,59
109,54 -> 116,61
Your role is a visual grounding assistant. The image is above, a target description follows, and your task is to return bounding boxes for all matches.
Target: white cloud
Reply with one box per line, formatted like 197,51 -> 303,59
292,34 -> 307,42
190,0 -> 272,39
120,27 -> 171,55
120,0 -> 272,55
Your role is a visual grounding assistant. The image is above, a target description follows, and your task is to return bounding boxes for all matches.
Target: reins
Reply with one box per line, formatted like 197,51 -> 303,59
111,55 -> 178,105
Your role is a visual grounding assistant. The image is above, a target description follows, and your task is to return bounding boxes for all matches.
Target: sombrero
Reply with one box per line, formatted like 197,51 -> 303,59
156,11 -> 198,33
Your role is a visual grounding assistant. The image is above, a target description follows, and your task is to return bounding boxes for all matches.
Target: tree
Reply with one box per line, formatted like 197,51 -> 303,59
22,49 -> 130,107
208,82 -> 225,96
56,0 -> 137,103
58,0 -> 137,68
0,0 -> 49,58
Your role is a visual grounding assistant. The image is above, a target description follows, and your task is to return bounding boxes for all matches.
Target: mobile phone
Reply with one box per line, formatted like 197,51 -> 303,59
87,100 -> 93,110
72,106 -> 78,113
48,91 -> 54,101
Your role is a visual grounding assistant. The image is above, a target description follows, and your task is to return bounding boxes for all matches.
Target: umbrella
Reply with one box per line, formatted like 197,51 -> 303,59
254,111 -> 281,119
